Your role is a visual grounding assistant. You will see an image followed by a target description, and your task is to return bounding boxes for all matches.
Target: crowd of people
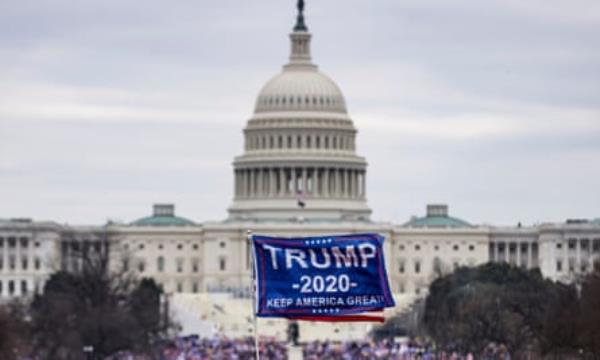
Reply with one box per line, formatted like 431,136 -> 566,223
100,337 -> 513,360
14,336 -> 515,359
302,339 -> 479,360
105,336 -> 287,360
158,336 -> 287,360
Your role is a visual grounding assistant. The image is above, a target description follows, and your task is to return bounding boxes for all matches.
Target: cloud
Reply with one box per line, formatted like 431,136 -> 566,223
0,0 -> 599,225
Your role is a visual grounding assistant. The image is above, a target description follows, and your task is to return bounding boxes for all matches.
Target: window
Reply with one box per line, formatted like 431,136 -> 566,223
158,244 -> 163,250
520,243 -> 528,252
35,241 -> 40,248
0,280 -> 2,295
138,244 -> 144,250
469,245 -> 475,251
192,282 -> 198,293
8,280 -> 15,295
594,239 -> 600,253
581,239 -> 590,252
21,280 -> 27,295
414,261 -> 421,274
138,260 -> 145,273
122,259 -> 129,272
192,259 -> 199,273
176,258 -> 184,273
399,245 -> 405,251
219,258 -> 226,271
20,237 -> 29,248
157,256 -> 165,272
177,244 -> 183,250
193,244 -> 199,250
8,237 -> 16,248
0,237 -> 3,248
399,262 -> 405,274
177,283 -> 183,293
21,257 -> 28,270
556,260 -> 563,272
568,239 -> 576,250
434,245 -> 439,251
219,241 -> 226,249
568,258 -> 575,272
414,245 -> 420,251
453,245 -> 459,251
556,243 -> 563,249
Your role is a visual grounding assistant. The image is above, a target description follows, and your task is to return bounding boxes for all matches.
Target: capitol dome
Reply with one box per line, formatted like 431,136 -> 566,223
254,70 -> 347,113
228,1 -> 371,222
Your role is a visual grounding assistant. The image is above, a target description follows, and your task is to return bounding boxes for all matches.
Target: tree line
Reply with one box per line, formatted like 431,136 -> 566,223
422,263 -> 600,358
0,230 -> 177,360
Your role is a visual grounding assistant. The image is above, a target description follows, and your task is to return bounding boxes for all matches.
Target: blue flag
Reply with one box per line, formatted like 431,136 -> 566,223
251,233 -> 395,319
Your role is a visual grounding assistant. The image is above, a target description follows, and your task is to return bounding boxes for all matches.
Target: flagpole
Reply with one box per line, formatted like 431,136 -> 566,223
247,229 -> 260,360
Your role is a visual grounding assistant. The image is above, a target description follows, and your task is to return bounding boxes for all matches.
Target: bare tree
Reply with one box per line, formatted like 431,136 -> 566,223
30,227 -> 176,359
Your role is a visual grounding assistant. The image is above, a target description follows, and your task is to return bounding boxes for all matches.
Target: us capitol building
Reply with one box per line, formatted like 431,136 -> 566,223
1,1 -> 599,339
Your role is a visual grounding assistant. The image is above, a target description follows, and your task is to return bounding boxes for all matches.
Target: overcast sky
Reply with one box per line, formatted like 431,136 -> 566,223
1,0 -> 599,226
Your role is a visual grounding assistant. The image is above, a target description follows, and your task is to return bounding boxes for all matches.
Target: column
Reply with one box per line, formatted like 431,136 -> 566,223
238,170 -> 243,197
343,169 -> 349,198
361,170 -> 366,199
316,168 -> 322,196
324,168 -> 330,198
527,243 -> 532,269
244,170 -> 250,197
291,168 -> 297,194
352,170 -> 357,198
249,169 -> 255,198
279,168 -> 285,196
334,168 -> 340,197
313,168 -> 319,196
302,167 -> 307,193
237,170 -> 242,197
516,242 -> 522,267
259,169 -> 266,197
347,169 -> 352,197
269,168 -> 276,196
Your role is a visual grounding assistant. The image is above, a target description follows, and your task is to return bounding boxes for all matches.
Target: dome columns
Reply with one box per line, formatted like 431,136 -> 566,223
234,166 -> 366,200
